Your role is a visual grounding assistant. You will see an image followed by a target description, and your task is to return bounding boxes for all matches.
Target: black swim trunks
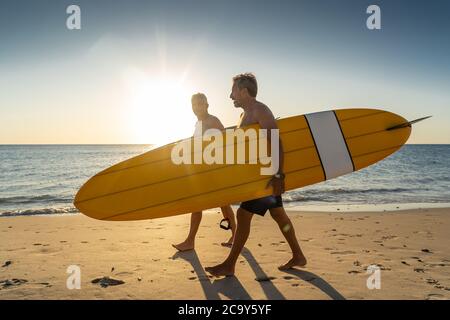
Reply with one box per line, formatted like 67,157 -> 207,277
240,195 -> 283,216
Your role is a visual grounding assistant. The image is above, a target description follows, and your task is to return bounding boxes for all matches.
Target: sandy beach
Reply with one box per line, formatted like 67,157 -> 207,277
1,208 -> 449,300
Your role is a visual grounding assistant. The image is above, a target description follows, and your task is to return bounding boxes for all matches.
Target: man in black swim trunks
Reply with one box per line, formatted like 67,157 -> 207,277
205,73 -> 307,277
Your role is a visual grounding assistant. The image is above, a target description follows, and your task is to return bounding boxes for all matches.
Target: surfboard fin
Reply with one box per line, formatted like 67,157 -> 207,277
386,116 -> 431,131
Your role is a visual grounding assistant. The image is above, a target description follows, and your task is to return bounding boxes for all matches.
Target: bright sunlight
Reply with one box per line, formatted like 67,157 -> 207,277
126,72 -> 196,146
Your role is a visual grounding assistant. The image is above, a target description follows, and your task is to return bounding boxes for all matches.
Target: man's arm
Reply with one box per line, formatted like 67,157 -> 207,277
256,106 -> 285,195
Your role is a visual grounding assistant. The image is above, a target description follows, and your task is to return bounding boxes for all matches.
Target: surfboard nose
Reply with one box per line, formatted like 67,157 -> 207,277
333,109 -> 413,172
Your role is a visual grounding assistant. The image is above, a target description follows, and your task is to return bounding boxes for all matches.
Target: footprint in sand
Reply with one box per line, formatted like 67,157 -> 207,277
348,270 -> 362,274
426,293 -> 445,300
2,261 -> 12,268
303,275 -> 317,282
283,276 -> 295,280
188,277 -> 196,280
426,262 -> 448,267
37,282 -> 52,288
331,251 -> 356,255
426,278 -> 439,285
115,272 -> 134,276
365,264 -> 391,271
255,276 -> 276,282
433,284 -> 450,290
1,279 -> 28,289
33,243 -> 42,246
381,235 -> 399,240
6,247 -> 26,252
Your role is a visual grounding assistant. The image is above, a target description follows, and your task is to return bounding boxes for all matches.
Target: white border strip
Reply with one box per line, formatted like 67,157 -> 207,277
305,111 -> 354,180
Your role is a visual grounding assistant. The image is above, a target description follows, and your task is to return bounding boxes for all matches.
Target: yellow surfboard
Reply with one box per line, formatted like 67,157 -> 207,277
74,108 -> 414,221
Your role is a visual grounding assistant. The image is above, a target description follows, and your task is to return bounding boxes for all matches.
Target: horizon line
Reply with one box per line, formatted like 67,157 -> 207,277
0,143 -> 448,146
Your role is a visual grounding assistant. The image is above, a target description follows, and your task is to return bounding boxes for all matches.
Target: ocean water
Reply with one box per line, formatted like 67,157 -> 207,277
0,144 -> 449,217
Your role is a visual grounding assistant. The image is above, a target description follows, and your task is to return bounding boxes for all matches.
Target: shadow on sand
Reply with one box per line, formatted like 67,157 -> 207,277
172,248 -> 345,300
172,250 -> 251,300
280,269 -> 346,300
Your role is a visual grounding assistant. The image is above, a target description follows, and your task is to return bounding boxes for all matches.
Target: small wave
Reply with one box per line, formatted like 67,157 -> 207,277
0,194 -> 72,205
0,207 -> 79,217
283,187 -> 420,202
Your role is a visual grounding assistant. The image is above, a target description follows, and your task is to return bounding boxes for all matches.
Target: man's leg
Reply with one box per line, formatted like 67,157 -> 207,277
205,208 -> 253,276
220,205 -> 236,246
269,207 -> 307,269
172,211 -> 202,252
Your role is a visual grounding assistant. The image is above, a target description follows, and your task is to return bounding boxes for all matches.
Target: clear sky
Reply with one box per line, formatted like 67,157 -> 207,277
1,0 -> 449,144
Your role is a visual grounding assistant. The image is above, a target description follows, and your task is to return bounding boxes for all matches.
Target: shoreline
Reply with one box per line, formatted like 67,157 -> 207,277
1,203 -> 450,218
286,203 -> 450,213
1,207 -> 449,299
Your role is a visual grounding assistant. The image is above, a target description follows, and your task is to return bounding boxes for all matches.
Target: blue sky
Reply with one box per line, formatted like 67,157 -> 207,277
1,0 -> 449,144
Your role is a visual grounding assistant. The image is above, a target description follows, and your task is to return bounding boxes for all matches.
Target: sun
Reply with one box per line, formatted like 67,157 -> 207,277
127,76 -> 196,146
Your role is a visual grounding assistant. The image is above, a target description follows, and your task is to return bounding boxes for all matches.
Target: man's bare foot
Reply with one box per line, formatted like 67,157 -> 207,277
205,263 -> 235,277
172,241 -> 194,252
278,255 -> 307,270
221,236 -> 234,247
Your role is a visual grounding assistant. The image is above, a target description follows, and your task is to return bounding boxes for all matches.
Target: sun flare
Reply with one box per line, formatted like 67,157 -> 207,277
127,75 -> 196,146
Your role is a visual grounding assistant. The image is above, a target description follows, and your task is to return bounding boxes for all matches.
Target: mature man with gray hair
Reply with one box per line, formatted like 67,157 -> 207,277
205,73 -> 307,276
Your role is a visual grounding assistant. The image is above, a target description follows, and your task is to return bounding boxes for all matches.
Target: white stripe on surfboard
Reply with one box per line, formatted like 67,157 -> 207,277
305,110 -> 354,180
